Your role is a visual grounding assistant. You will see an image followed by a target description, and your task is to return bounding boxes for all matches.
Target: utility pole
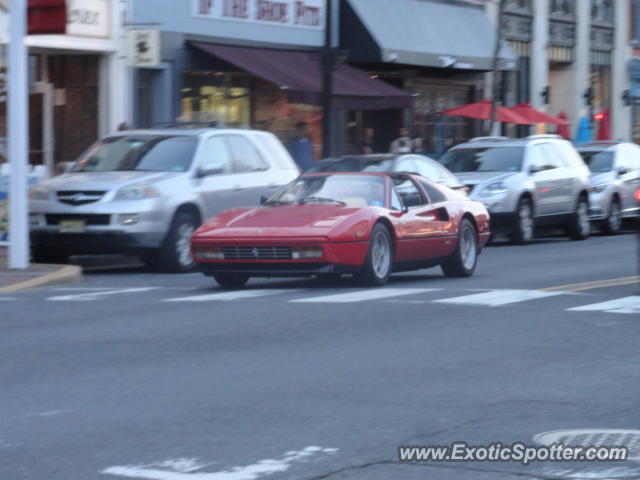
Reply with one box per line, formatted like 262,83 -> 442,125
321,0 -> 334,158
8,0 -> 28,268
488,0 -> 506,135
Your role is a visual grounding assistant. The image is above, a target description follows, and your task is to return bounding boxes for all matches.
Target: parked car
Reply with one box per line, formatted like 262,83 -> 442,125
440,135 -> 591,244
576,141 -> 640,234
191,172 -> 490,288
306,154 -> 467,193
29,127 -> 300,272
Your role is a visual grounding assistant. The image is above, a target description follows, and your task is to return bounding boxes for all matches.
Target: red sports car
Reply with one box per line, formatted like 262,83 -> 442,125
191,172 -> 490,288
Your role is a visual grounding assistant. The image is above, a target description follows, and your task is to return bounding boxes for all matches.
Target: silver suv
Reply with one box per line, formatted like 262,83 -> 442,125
577,142 -> 640,234
440,135 -> 591,244
29,128 -> 300,271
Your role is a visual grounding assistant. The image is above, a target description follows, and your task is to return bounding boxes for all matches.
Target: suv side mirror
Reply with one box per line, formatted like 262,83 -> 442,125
260,195 -> 269,205
529,164 -> 541,175
618,166 -> 630,176
195,166 -> 224,178
401,204 -> 409,214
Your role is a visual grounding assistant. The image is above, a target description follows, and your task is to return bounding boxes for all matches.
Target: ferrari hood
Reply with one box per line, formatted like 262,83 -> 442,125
194,204 -> 363,239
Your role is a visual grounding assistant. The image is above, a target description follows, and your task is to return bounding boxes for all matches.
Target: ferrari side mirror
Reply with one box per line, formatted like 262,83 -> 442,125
402,205 -> 409,214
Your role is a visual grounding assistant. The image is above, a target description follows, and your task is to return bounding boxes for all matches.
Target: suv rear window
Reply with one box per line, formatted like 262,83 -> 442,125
73,136 -> 198,173
440,147 -> 524,173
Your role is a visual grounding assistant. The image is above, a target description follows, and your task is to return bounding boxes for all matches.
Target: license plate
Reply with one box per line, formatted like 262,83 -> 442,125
59,220 -> 86,233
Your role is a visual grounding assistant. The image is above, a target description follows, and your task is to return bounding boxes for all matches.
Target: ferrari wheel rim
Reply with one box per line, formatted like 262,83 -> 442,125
608,202 -> 621,232
176,223 -> 195,267
519,203 -> 533,242
371,231 -> 391,278
460,226 -> 477,271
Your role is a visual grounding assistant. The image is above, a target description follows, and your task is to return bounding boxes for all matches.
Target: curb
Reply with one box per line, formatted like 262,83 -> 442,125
0,264 -> 83,293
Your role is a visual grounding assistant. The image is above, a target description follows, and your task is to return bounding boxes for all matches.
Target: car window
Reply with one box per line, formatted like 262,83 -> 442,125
618,146 -> 638,170
626,145 -> 640,169
202,136 -> 233,174
392,176 -> 427,208
227,136 -> 267,173
540,144 -> 564,169
253,133 -> 296,170
419,179 -> 447,203
579,150 -> 614,173
530,144 -> 562,170
390,187 -> 403,211
440,147 -> 524,173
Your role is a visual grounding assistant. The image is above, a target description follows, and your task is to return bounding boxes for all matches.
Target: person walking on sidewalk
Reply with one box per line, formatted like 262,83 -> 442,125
390,127 -> 413,153
287,122 -> 315,171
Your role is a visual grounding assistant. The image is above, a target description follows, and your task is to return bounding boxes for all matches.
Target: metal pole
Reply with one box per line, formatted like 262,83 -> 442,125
321,0 -> 334,158
8,0 -> 28,268
488,0 -> 506,135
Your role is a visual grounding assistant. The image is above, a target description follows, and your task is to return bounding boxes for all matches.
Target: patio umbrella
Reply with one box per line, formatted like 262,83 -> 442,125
508,103 -> 569,125
574,115 -> 593,144
441,99 -> 532,125
596,108 -> 611,141
556,112 -> 570,139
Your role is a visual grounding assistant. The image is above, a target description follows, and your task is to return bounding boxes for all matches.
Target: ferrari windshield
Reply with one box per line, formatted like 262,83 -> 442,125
268,175 -> 386,208
441,147 -> 525,173
73,135 -> 197,173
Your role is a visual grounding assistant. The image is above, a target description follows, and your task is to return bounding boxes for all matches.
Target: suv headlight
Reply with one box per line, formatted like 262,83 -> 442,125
591,184 -> 607,193
479,182 -> 508,197
114,184 -> 160,201
29,186 -> 52,201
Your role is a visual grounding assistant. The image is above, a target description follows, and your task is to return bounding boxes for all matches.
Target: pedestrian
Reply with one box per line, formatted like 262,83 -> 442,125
361,127 -> 375,154
287,121 -> 315,171
390,127 -> 413,153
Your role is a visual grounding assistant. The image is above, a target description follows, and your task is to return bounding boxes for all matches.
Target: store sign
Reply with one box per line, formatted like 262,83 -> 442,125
193,0 -> 324,29
66,0 -> 111,38
127,30 -> 161,67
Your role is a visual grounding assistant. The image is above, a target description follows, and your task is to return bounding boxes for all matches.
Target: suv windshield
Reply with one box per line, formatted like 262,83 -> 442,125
440,146 -> 525,173
579,150 -> 614,173
73,135 -> 198,173
268,175 -> 386,208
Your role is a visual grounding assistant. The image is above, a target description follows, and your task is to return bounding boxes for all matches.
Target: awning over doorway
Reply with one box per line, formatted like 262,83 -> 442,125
188,41 -> 414,110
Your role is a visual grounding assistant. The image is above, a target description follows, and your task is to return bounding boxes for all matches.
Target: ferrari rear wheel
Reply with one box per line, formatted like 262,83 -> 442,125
355,223 -> 393,287
441,218 -> 478,278
214,273 -> 250,289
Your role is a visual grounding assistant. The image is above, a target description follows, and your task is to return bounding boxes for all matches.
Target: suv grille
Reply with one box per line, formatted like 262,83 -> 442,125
223,246 -> 292,260
45,214 -> 111,226
57,191 -> 106,206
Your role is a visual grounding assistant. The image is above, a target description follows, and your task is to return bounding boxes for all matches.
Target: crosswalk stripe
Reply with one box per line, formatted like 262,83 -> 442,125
567,296 -> 640,314
290,288 -> 439,303
164,289 -> 298,302
433,289 -> 565,307
48,287 -> 159,302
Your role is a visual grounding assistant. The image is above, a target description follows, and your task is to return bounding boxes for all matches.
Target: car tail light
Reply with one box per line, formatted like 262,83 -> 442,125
635,189 -> 640,202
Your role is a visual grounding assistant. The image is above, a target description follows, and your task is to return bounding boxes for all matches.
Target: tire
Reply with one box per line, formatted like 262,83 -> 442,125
213,273 -> 250,289
354,223 -> 393,287
602,197 -> 621,235
510,197 -> 534,245
568,195 -> 590,241
159,212 -> 199,273
441,218 -> 478,278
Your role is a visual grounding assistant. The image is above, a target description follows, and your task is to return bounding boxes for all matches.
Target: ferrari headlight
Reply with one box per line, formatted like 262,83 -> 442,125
114,184 -> 159,201
479,182 -> 508,197
291,246 -> 323,259
591,184 -> 607,193
29,186 -> 52,201
193,247 -> 224,260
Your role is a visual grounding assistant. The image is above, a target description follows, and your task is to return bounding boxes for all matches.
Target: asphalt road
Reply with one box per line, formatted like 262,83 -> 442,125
1,231 -> 639,480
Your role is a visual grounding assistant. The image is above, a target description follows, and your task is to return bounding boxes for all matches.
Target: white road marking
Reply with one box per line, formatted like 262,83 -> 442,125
164,289 -> 298,303
567,296 -> 640,314
0,297 -> 16,301
48,287 -> 159,302
102,446 -> 338,480
22,409 -> 73,418
291,288 -> 439,303
434,289 -> 565,307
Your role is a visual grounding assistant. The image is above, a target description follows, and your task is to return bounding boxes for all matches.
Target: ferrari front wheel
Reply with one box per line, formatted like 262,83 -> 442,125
214,273 -> 250,289
441,218 -> 477,278
356,223 -> 393,286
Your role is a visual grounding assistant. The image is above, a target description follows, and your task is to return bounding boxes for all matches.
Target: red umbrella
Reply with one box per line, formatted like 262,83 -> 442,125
556,112 -> 570,139
509,103 -> 569,125
596,108 -> 611,141
441,99 -> 532,125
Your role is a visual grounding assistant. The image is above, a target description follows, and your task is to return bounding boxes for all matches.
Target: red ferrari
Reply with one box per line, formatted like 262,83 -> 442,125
191,172 -> 490,288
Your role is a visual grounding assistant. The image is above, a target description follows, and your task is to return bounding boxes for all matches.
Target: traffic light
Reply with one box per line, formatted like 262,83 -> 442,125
27,0 -> 66,35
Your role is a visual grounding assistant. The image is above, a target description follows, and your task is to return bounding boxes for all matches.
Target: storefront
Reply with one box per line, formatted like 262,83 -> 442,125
130,0 -> 412,158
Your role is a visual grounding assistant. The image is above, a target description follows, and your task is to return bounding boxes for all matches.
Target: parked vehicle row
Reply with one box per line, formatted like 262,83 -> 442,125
26,127 -> 640,288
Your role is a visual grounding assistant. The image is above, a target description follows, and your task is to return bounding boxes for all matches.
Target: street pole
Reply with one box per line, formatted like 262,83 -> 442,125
321,0 -> 334,158
488,0 -> 506,135
8,0 -> 28,269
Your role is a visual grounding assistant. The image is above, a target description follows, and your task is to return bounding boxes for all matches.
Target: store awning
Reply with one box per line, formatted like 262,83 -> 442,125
188,42 -> 414,110
344,0 -> 516,71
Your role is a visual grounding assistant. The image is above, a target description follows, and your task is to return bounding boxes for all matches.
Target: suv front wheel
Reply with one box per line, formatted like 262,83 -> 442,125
511,197 -> 534,245
567,195 -> 590,241
159,212 -> 199,273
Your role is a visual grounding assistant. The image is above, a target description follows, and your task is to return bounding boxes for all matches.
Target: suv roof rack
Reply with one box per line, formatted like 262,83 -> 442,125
151,121 -> 225,129
469,136 -> 510,142
526,134 -> 561,140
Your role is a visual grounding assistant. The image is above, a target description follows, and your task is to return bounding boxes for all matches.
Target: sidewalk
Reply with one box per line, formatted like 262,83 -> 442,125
0,246 -> 82,292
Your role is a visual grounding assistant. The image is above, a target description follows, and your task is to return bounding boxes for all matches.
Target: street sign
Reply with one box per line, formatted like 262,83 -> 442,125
127,29 -> 161,68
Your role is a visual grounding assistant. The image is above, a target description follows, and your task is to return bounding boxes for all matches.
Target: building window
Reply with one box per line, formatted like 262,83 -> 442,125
550,0 -> 575,15
591,0 -> 613,23
632,0 -> 640,46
